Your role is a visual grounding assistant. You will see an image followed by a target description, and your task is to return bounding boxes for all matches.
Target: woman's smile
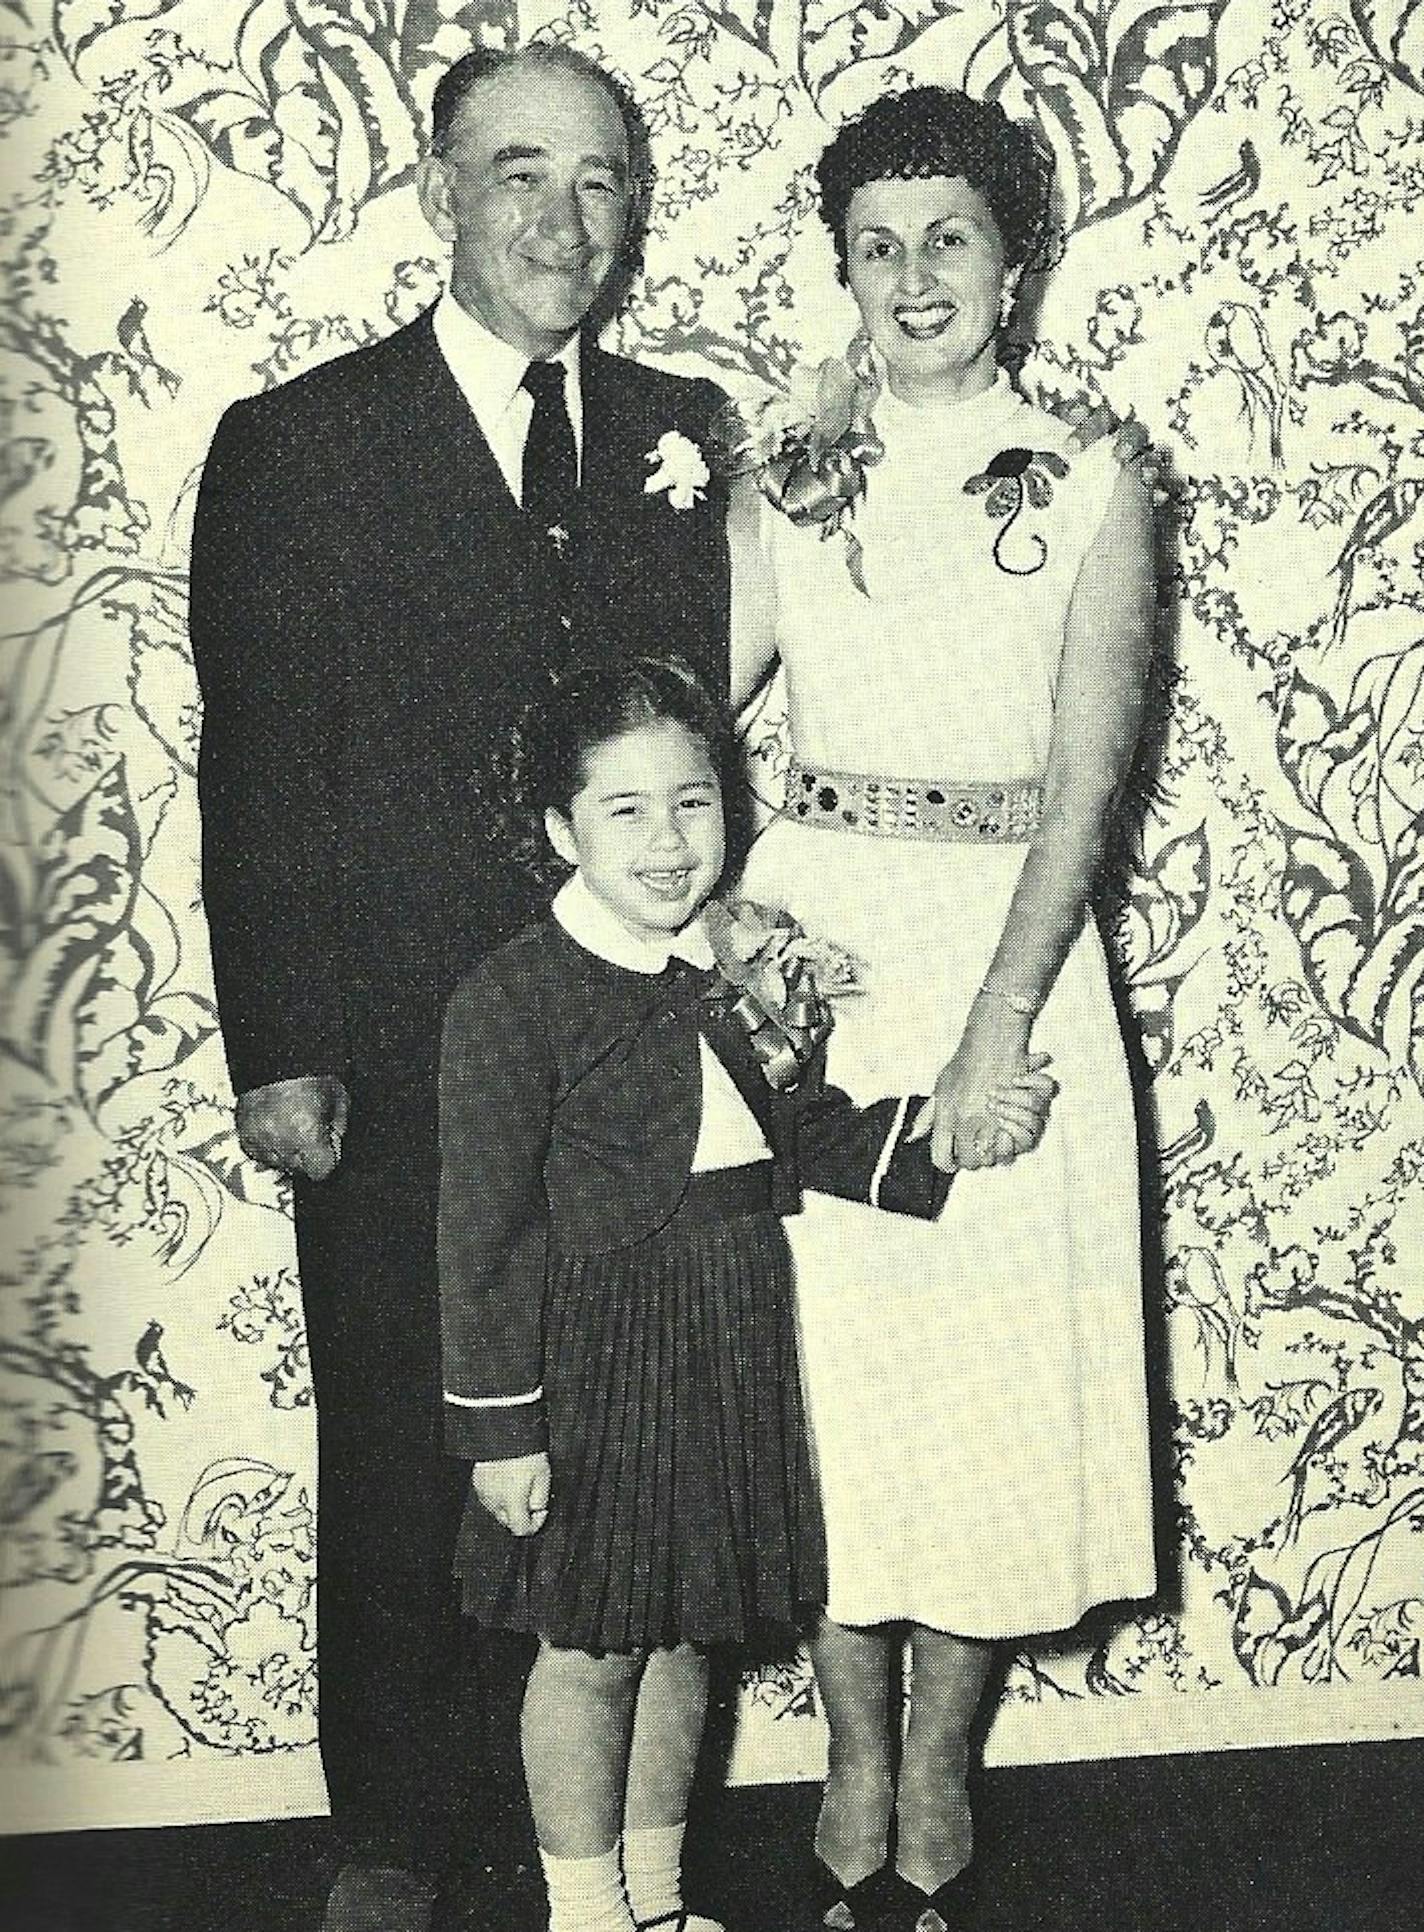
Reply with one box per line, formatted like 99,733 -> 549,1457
893,298 -> 959,340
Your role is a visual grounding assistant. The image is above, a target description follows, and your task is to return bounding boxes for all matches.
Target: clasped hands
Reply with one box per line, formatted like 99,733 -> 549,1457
914,1025 -> 1058,1175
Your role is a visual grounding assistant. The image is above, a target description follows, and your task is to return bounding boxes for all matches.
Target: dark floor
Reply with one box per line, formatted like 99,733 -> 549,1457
5,1740 -> 1422,1932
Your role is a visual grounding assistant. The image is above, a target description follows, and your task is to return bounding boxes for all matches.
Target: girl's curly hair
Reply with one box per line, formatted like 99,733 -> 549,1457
499,652 -> 751,892
816,86 -> 1055,282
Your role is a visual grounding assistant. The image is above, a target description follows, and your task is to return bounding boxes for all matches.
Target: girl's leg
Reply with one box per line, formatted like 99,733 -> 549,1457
895,1626 -> 993,1895
808,1613 -> 897,1887
522,1639 -> 645,1932
622,1644 -> 718,1930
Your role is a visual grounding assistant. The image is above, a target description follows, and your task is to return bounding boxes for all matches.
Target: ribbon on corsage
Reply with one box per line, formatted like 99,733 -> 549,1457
710,334 -> 884,595
701,897 -> 864,1091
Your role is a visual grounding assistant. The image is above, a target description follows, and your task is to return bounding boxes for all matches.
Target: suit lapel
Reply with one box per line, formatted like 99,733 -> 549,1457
390,312 -> 542,557
577,340 -> 652,536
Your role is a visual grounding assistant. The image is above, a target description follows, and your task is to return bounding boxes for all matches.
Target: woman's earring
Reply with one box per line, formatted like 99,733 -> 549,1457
845,324 -> 876,379
998,283 -> 1018,330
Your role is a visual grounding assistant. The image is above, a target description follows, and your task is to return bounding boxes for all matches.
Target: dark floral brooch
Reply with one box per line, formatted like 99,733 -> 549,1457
963,447 -> 1069,576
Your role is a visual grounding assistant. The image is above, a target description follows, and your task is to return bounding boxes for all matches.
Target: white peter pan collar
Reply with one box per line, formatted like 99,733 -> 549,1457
553,871 -> 716,976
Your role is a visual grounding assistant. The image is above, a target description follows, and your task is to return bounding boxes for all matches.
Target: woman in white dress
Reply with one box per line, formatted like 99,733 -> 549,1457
729,88 -> 1158,1932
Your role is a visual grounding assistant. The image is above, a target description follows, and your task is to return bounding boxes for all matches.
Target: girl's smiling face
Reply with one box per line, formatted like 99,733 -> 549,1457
546,717 -> 725,940
845,173 -> 1010,405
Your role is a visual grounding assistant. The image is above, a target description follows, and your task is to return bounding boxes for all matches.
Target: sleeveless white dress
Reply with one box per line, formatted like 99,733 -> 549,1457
740,372 -> 1156,1637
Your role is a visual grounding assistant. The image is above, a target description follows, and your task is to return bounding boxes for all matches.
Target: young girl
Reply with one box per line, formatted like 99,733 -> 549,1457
436,654 -> 1054,1932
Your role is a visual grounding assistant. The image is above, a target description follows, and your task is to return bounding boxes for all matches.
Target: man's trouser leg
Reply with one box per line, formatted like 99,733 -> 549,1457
296,1158 -> 520,1880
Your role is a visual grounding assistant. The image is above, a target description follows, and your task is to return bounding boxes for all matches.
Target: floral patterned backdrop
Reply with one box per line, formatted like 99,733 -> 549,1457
3,0 -> 1424,1835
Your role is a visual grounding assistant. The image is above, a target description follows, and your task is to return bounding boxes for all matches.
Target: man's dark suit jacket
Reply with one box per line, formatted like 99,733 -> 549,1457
189,308 -> 731,1114
439,919 -> 950,1461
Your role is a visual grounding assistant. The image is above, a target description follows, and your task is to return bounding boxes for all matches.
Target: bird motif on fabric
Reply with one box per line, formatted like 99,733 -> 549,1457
1165,1246 -> 1242,1388
1276,1385 -> 1384,1548
1204,303 -> 1286,467
1200,140 -> 1261,217
1327,478 -> 1424,647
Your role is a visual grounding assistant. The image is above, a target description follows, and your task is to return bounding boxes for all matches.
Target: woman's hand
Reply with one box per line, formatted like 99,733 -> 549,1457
471,1453 -> 551,1537
930,1002 -> 1051,1174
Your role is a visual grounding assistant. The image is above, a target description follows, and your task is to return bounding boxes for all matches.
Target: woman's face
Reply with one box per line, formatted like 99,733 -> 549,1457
844,173 -> 1010,404
546,717 -> 725,941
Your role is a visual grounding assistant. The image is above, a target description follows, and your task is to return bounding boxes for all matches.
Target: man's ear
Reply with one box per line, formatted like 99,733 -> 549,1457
416,153 -> 456,243
545,809 -> 578,868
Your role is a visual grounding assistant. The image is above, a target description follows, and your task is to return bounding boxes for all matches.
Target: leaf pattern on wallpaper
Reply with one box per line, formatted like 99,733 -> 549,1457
801,1 -> 959,97
1276,645 -> 1424,1076
54,0 -> 183,70
65,0 -> 519,243
0,761 -> 140,1095
0,245 -> 152,586
1347,0 -> 1424,96
1116,822 -> 1211,1077
997,0 -> 1234,228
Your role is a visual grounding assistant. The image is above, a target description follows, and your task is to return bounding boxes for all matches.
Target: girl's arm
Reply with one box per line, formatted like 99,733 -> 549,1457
438,971 -> 556,1463
930,462 -> 1156,1174
728,474 -> 780,710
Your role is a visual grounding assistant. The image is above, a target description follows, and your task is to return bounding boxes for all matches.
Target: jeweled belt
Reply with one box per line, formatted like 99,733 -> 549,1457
781,757 -> 1043,843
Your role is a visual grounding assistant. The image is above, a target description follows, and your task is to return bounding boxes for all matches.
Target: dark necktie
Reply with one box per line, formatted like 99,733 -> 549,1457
521,359 -> 578,556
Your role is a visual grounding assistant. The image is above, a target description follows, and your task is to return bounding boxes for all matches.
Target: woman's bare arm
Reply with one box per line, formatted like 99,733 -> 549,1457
930,462 -> 1156,1171
728,473 -> 780,710
983,461 -> 1156,1005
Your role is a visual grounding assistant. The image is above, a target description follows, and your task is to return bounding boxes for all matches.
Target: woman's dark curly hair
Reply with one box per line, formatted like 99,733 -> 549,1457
816,86 -> 1055,282
501,652 -> 751,891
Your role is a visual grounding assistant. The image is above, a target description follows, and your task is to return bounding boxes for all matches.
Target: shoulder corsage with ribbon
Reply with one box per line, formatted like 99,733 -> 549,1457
711,333 -> 883,596
700,897 -> 864,1091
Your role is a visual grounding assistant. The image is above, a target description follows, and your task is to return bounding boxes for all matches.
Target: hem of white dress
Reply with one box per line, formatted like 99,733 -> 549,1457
823,1567 -> 1158,1640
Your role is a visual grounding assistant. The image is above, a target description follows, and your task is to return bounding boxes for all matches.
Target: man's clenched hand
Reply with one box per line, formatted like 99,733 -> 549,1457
236,1075 -> 349,1180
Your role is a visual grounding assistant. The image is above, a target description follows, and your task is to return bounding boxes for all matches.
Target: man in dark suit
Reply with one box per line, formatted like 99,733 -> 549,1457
189,41 -> 729,1932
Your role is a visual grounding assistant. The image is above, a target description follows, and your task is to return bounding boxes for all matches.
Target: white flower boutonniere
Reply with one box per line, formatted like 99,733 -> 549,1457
644,429 -> 711,511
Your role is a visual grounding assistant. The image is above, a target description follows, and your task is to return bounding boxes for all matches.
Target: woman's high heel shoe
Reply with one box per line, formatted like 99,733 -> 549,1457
883,1866 -> 976,1932
808,1858 -> 895,1932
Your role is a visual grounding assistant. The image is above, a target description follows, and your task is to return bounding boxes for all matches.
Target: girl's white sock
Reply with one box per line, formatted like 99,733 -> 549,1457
622,1821 -> 684,1927
622,1821 -> 724,1931
540,1845 -> 636,1932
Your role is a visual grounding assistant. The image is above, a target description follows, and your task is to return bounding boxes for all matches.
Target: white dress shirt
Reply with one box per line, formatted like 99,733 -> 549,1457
552,873 -> 772,1172
431,290 -> 583,504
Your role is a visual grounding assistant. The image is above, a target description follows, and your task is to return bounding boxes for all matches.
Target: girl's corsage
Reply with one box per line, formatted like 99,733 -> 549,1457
644,429 -> 711,511
713,335 -> 883,595
702,897 -> 865,1091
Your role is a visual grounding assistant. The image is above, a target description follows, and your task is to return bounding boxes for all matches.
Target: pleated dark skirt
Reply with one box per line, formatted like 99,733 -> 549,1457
456,1165 -> 826,1653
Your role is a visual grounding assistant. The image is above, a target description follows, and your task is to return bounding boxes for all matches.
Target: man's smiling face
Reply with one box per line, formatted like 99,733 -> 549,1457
418,58 -> 632,358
